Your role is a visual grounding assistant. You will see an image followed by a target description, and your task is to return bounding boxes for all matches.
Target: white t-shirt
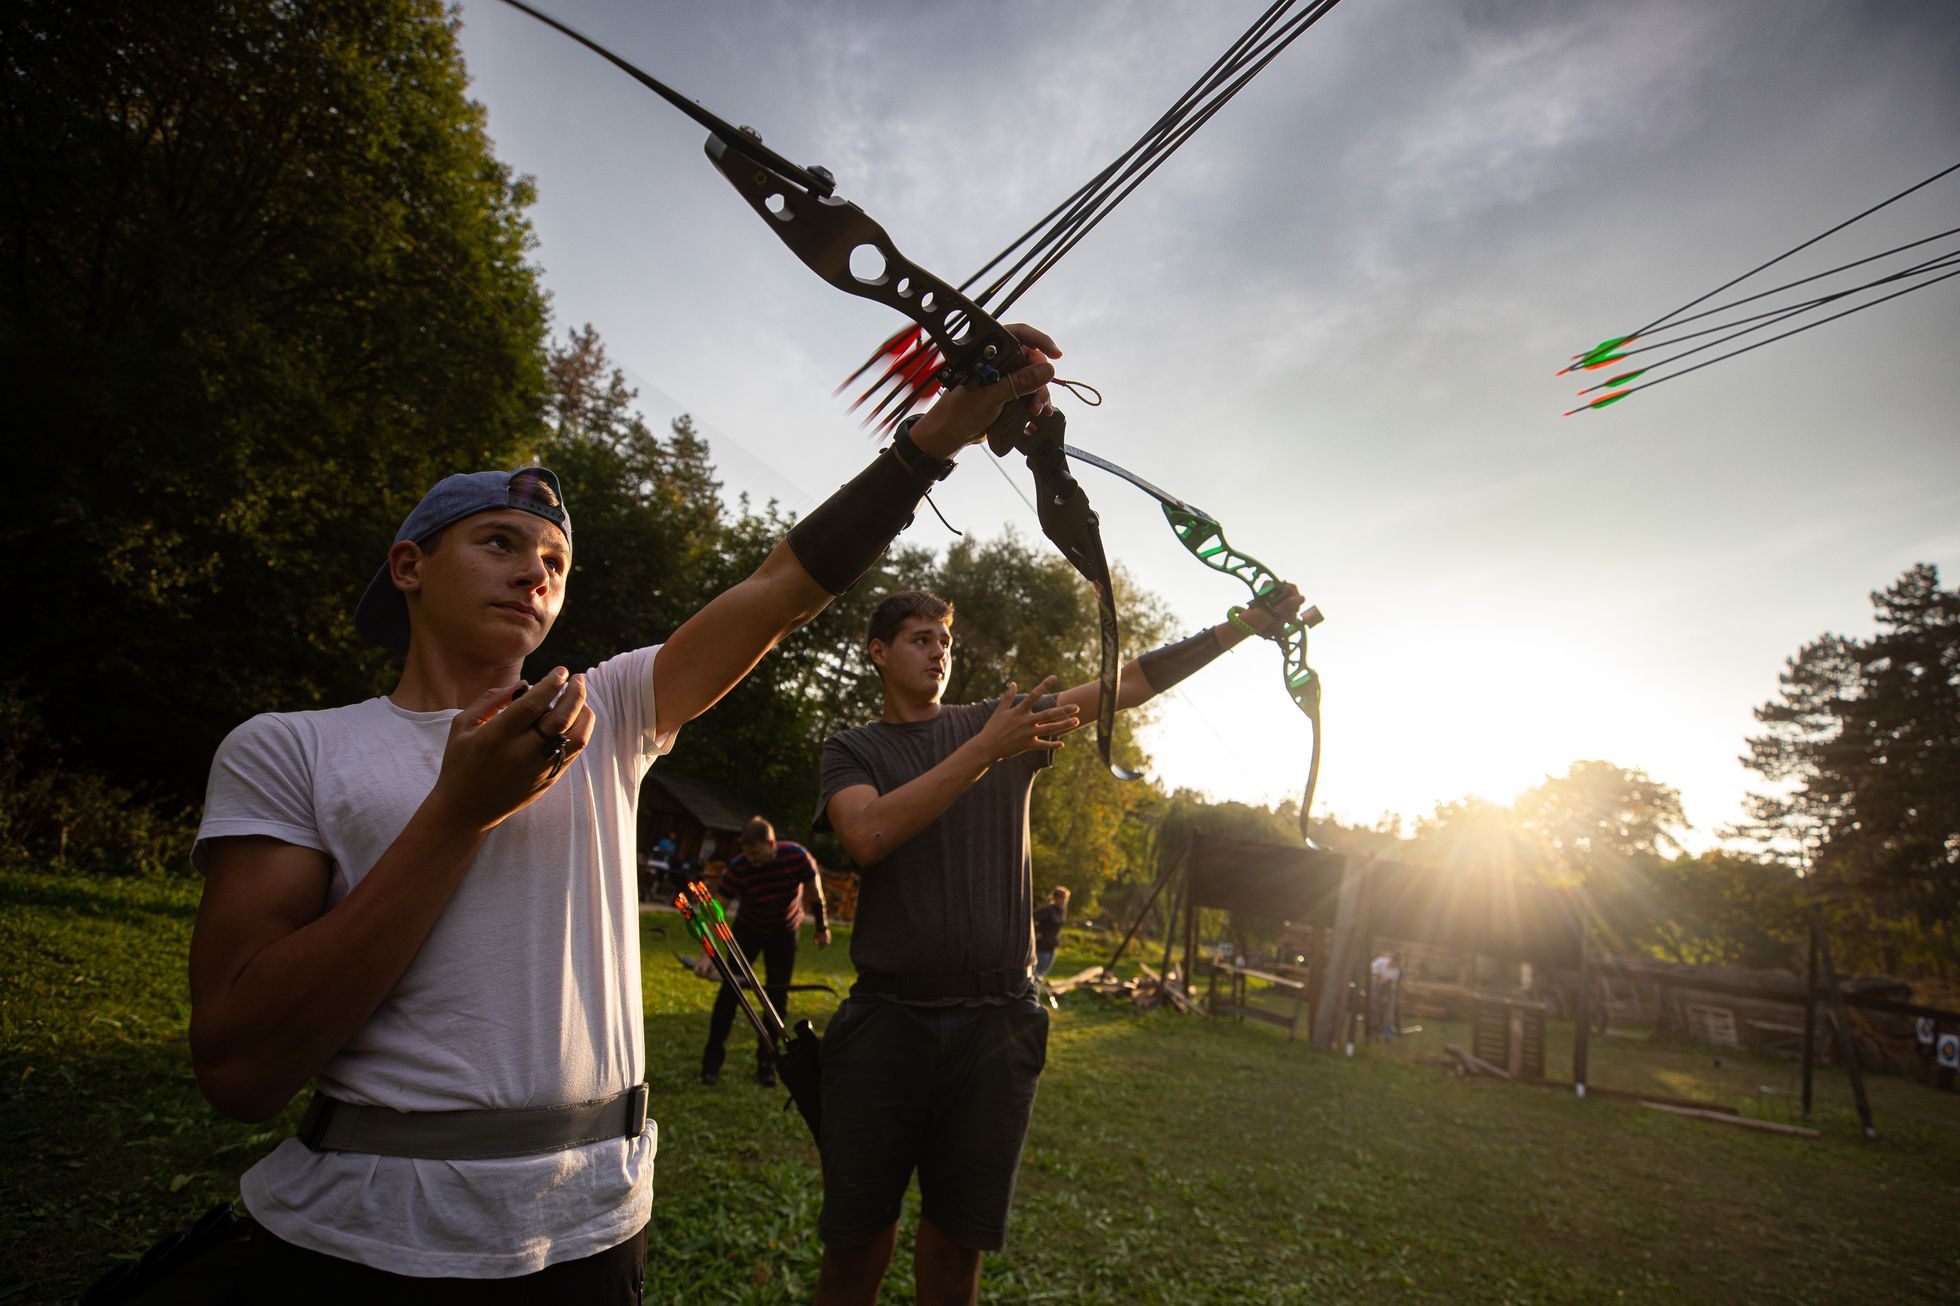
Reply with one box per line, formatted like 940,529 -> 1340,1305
1371,954 -> 1400,983
194,645 -> 672,1278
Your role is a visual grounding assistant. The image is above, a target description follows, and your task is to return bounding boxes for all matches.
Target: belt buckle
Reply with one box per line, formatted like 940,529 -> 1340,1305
625,1084 -> 649,1139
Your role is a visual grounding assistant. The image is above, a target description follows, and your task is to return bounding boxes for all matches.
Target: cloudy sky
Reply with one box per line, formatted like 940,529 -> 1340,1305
451,0 -> 1959,847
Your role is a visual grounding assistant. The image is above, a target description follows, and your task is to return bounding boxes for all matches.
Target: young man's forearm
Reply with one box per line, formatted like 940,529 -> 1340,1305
1128,620 -> 1252,703
837,735 -> 1001,866
191,796 -> 493,1122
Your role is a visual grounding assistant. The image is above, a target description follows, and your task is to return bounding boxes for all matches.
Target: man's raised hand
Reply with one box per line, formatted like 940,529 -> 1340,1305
432,666 -> 595,831
907,323 -> 1061,458
973,677 -> 1082,763
1239,581 -> 1306,638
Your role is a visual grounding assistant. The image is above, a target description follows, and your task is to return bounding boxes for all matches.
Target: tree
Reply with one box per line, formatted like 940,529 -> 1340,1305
2,0 -> 549,805
1740,565 -> 1960,949
531,327 -> 727,675
1515,760 -> 1688,880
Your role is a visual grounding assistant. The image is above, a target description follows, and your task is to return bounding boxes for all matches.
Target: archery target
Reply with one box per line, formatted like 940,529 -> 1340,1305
1938,1034 -> 1960,1071
1918,1016 -> 1937,1046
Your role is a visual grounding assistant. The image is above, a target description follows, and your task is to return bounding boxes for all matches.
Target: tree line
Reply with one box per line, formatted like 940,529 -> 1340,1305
3,1 -> 1952,978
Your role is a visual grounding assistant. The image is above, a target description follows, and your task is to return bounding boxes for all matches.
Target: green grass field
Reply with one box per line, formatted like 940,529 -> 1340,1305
4,867 -> 1956,1303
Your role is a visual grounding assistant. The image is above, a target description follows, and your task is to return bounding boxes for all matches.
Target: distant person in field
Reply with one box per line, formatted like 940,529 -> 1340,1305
1371,950 -> 1402,1037
1032,885 -> 1070,981
185,326 -> 1060,1298
811,582 -> 1303,1306
698,815 -> 830,1087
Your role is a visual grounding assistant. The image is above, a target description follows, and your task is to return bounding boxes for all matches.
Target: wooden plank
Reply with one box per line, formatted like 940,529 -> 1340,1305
1445,1043 -> 1512,1080
1100,841 -> 1187,977
1640,1101 -> 1820,1139
1213,1001 -> 1296,1030
1643,971 -> 1957,1022
1533,1080 -> 1739,1114
1226,965 -> 1308,991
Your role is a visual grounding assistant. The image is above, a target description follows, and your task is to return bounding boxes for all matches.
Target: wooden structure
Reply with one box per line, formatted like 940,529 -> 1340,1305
1473,995 -> 1548,1079
639,771 -> 761,864
1205,958 -> 1311,1040
1143,835 -> 1593,1086
1123,835 -> 1954,1135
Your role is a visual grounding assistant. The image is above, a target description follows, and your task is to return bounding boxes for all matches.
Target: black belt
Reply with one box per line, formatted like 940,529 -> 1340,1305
297,1084 -> 649,1160
855,968 -> 1033,1000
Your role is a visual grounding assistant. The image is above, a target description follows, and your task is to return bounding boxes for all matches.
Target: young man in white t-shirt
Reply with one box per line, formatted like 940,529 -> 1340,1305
186,328 -> 1059,1298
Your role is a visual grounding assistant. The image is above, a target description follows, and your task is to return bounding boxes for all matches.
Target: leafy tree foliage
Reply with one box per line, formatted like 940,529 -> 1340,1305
530,326 -> 725,673
1741,564 -> 1960,957
2,0 -> 549,799
1514,760 -> 1687,879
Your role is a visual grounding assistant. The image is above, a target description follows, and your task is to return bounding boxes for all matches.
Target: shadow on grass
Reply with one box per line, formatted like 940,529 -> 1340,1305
0,1031 -> 300,1305
0,871 -> 199,927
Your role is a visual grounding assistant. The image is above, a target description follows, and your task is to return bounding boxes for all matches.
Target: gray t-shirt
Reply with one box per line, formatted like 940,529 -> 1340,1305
816,698 -> 1055,987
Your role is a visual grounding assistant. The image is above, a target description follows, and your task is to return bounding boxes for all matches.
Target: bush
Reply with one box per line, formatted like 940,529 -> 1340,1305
0,684 -> 193,876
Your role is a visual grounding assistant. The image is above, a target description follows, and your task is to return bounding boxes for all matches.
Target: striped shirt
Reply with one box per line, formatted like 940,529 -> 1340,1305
717,841 -> 818,935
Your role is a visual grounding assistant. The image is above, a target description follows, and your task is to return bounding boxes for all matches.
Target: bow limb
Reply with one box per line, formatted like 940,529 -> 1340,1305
1061,443 -> 1325,839
1022,412 -> 1137,782
499,0 -> 834,197
1166,504 -> 1324,840
704,137 -> 1035,448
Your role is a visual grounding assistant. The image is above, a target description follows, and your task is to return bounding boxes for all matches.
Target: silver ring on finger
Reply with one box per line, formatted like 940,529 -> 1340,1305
540,732 -> 572,780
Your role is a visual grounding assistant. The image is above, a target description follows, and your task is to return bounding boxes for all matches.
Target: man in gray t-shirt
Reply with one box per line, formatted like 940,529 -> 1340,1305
811,581 -> 1302,1305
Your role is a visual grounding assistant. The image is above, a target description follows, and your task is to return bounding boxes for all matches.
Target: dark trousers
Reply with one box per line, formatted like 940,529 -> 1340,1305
701,922 -> 797,1073
243,1220 -> 646,1303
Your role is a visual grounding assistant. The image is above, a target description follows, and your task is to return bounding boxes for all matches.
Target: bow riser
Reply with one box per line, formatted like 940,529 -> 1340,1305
705,136 -> 1030,445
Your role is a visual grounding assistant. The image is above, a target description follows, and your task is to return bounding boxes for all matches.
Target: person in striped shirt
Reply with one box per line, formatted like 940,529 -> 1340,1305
698,816 -> 831,1086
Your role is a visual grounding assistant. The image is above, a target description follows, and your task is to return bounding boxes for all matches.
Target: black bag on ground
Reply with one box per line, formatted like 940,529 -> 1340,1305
79,1202 -> 257,1305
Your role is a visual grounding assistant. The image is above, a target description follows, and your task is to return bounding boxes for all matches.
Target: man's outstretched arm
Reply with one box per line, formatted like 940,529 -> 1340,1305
1054,582 -> 1305,720
651,326 -> 1060,741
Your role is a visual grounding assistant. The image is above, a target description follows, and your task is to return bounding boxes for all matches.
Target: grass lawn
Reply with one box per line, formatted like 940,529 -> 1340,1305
3,867 -> 1956,1303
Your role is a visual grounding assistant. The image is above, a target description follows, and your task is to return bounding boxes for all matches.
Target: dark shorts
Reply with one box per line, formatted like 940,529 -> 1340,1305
817,995 -> 1049,1252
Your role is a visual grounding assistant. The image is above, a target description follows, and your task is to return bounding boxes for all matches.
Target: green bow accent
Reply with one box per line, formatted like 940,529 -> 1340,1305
1164,506 -> 1324,840
1063,445 -> 1325,840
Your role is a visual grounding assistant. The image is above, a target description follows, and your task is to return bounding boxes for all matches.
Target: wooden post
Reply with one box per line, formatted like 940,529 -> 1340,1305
1801,914 -> 1819,1118
1182,867 -> 1198,998
1572,932 -> 1592,1098
1810,904 -> 1875,1140
1157,845 -> 1186,985
1100,837 -> 1189,978
1311,854 -> 1365,1050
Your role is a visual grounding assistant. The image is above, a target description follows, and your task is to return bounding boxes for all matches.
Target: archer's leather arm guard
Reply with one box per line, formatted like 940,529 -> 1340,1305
1136,627 -> 1229,694
786,421 -> 953,595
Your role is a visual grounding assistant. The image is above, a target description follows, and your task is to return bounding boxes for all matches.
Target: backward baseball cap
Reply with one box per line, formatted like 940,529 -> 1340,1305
353,467 -> 571,651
